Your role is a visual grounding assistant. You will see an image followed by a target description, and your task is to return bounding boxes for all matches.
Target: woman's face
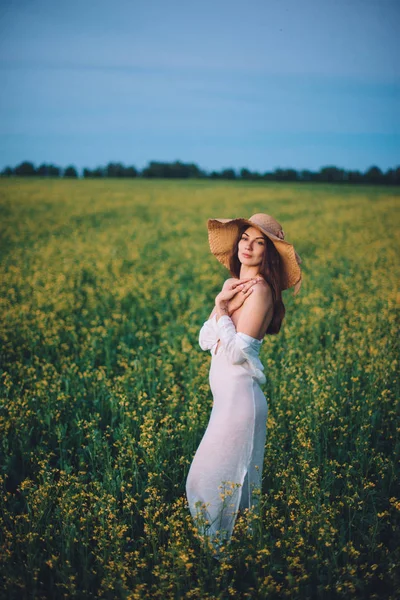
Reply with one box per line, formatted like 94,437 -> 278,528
238,226 -> 266,267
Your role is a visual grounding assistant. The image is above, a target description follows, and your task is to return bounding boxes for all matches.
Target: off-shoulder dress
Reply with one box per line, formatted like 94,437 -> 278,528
185,313 -> 268,555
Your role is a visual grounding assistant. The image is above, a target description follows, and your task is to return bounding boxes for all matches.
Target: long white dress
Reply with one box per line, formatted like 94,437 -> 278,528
185,313 -> 268,555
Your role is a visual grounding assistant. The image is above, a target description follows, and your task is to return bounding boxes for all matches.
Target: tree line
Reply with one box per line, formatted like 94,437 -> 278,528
1,160 -> 400,185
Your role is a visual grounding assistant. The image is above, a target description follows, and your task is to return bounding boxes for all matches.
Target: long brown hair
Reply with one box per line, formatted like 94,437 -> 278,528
229,223 -> 285,334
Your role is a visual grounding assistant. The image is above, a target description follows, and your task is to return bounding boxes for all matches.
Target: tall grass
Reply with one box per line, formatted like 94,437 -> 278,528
0,178 -> 399,599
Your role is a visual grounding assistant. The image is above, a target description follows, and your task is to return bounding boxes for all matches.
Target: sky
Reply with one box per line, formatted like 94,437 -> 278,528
0,0 -> 399,174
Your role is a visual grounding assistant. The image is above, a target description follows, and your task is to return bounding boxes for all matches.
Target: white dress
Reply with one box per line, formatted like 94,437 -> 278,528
185,313 -> 268,554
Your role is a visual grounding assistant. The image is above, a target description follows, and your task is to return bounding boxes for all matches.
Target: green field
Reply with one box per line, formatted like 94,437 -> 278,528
0,178 -> 399,599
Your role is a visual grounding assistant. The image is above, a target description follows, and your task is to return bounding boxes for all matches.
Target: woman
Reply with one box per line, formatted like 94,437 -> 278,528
185,213 -> 302,559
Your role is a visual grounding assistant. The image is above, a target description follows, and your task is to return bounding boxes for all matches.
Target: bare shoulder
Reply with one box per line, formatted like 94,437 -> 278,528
244,279 -> 273,314
253,278 -> 272,300
236,279 -> 273,338
222,277 -> 237,288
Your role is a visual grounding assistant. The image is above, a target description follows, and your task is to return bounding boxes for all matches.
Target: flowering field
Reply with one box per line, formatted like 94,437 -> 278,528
0,178 -> 399,599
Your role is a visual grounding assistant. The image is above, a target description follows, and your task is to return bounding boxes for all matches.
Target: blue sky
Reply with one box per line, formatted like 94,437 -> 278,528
0,0 -> 399,173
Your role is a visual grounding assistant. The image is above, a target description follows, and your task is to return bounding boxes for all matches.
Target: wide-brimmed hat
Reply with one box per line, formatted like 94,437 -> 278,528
207,213 -> 302,294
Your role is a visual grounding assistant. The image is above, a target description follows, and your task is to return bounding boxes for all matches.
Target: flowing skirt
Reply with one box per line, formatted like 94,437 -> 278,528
185,346 -> 268,553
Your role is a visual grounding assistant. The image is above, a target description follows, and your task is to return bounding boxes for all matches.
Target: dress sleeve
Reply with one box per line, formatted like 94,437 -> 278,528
215,315 -> 248,365
198,314 -> 220,351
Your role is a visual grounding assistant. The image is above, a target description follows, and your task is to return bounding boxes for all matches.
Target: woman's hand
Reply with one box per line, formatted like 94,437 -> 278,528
215,278 -> 261,317
227,277 -> 263,315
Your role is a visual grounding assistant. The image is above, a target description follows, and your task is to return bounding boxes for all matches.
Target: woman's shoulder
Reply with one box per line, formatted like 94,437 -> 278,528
222,277 -> 237,288
256,277 -> 272,293
245,280 -> 274,338
251,278 -> 273,303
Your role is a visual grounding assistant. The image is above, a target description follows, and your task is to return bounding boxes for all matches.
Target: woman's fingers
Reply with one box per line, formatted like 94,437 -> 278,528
230,284 -> 252,299
242,286 -> 254,296
223,278 -> 260,303
236,279 -> 259,294
232,277 -> 258,290
231,278 -> 252,288
235,286 -> 254,306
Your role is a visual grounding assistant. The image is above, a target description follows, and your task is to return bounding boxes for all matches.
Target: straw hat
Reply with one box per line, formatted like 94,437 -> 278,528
207,213 -> 302,294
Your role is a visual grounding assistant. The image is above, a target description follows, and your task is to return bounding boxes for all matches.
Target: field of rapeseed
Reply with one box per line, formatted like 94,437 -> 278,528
0,178 -> 399,599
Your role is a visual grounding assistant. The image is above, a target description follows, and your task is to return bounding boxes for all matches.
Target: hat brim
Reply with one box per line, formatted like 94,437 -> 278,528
207,217 -> 302,293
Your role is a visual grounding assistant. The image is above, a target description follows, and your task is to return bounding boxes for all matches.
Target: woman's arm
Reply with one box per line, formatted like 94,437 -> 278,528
200,278 -> 260,352
198,317 -> 219,351
215,284 -> 272,364
199,281 -> 232,351
208,305 -> 218,320
235,283 -> 273,339
207,278 -> 236,320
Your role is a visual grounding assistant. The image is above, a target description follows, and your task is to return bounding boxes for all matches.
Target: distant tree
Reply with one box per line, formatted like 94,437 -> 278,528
262,171 -> 274,181
347,170 -> 363,184
209,171 -> 221,179
15,161 -> 36,176
272,168 -> 285,181
318,166 -> 347,183
105,162 -> 127,177
240,168 -> 262,180
169,161 -> 187,178
173,161 -> 204,178
37,163 -> 47,176
141,160 -> 204,178
188,163 -> 206,178
364,166 -> 384,184
384,166 -> 400,185
169,161 -> 181,178
93,167 -> 104,178
1,166 -> 14,177
220,168 -> 236,180
300,169 -> 314,182
49,165 -> 61,177
264,169 -> 299,181
125,166 -> 138,178
64,165 -> 78,178
177,161 -> 204,178
142,162 -> 166,178
240,168 -> 252,179
284,169 -> 299,181
37,163 -> 61,177
82,167 -> 105,178
185,163 -> 205,179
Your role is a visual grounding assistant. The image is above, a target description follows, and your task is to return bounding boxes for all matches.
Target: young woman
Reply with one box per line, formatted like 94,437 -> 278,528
185,213 -> 302,559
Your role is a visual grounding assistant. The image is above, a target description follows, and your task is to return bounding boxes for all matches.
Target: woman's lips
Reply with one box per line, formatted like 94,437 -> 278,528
242,253 -> 252,258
